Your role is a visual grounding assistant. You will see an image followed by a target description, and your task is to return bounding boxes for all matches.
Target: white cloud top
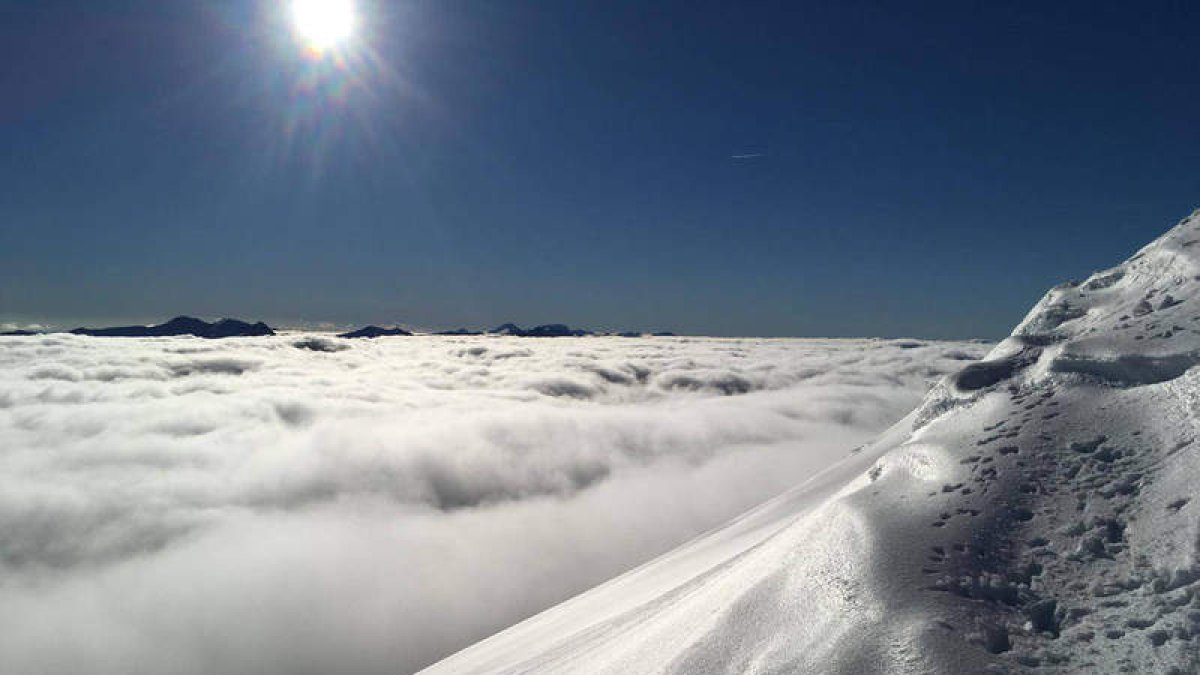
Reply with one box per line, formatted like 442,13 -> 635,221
0,333 -> 986,674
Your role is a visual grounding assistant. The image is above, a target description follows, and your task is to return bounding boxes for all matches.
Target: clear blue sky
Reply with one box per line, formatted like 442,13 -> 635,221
1,0 -> 1196,337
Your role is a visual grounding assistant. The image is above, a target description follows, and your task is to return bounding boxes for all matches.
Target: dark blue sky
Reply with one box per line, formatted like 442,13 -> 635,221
1,1 -> 1197,337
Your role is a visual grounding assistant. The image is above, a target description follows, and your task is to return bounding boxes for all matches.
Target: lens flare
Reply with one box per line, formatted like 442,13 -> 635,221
290,0 -> 356,56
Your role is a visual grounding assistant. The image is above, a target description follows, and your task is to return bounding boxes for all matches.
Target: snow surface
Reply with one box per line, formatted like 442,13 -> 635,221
423,211 -> 1200,674
0,333 -> 984,674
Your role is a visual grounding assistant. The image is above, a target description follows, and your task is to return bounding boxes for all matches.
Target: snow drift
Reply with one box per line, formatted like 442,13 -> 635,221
0,334 -> 983,674
423,211 -> 1200,674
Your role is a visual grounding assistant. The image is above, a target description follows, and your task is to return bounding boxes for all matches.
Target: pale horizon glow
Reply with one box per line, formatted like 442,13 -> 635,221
290,0 -> 357,55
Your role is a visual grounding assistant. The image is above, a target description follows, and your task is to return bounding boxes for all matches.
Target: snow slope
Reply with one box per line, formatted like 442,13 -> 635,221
422,210 -> 1200,675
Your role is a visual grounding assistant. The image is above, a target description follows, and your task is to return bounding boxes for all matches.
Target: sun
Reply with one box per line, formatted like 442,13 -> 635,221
290,0 -> 357,55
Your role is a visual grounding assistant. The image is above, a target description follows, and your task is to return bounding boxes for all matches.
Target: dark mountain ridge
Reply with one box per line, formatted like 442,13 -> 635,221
70,316 -> 274,338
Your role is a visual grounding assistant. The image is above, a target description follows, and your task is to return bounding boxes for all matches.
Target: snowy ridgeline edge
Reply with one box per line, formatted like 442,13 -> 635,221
422,209 -> 1200,675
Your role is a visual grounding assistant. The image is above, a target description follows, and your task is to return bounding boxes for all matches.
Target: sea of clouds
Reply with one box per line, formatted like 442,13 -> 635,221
0,333 -> 987,674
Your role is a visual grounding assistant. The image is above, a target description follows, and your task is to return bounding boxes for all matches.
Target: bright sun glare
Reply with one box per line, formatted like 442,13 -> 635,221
290,0 -> 357,55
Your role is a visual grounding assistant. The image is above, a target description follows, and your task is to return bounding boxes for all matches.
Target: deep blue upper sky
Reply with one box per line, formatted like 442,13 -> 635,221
1,1 -> 1197,337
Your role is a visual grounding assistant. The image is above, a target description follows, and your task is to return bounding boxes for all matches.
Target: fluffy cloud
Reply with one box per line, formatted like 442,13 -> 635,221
0,323 -> 45,333
0,333 -> 987,674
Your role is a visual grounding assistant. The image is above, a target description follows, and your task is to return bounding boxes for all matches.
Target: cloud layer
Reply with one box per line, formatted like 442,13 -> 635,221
0,334 -> 987,674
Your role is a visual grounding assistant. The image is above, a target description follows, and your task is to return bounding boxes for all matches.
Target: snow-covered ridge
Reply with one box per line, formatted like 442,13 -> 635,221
423,210 -> 1200,674
941,209 -> 1200,402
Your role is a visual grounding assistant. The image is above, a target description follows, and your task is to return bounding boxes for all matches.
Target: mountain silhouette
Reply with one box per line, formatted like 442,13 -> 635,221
337,325 -> 413,338
70,316 -> 274,338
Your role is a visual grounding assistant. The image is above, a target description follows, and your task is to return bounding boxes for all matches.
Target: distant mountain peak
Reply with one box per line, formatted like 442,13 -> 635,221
487,323 -> 592,337
71,316 -> 274,338
337,325 -> 413,339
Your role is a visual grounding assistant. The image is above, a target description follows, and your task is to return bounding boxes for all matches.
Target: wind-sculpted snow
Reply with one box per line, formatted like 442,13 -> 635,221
0,334 -> 985,675
424,211 -> 1200,675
